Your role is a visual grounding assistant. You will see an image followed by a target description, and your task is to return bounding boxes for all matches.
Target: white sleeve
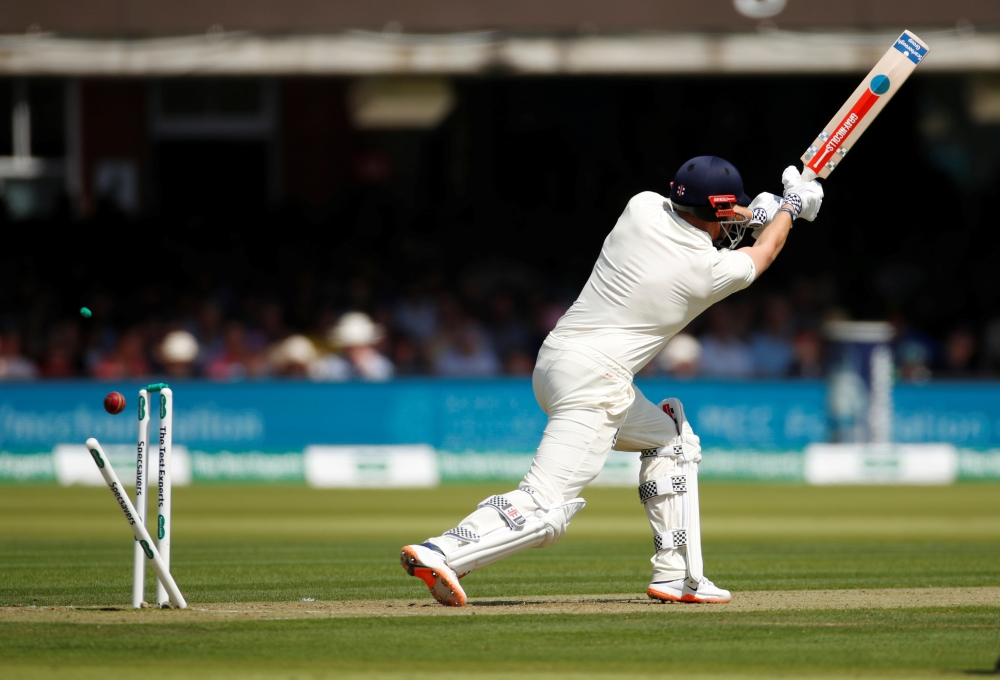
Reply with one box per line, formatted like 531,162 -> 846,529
709,249 -> 756,302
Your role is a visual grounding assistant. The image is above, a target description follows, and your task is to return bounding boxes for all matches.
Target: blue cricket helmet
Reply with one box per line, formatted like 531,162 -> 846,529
670,156 -> 751,215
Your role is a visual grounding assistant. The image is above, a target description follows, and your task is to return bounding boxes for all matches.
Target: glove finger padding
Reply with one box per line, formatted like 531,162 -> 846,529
781,165 -> 824,222
781,165 -> 803,188
748,192 -> 784,240
660,398 -> 702,465
680,425 -> 702,464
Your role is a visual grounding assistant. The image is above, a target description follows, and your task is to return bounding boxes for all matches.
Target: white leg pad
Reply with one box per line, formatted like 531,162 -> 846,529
438,488 -> 586,576
682,456 -> 704,584
642,398 -> 704,585
640,454 -> 688,581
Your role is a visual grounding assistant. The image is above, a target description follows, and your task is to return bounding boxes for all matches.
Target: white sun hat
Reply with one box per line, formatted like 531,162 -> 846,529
657,333 -> 702,371
160,330 -> 199,363
269,334 -> 319,368
329,312 -> 384,348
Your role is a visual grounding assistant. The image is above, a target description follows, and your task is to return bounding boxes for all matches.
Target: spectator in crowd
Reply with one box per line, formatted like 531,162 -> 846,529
504,349 -> 536,375
205,322 -> 268,380
192,302 -> 225,370
940,327 -> 977,377
258,301 -> 289,345
309,312 -> 394,381
83,320 -> 119,377
41,321 -> 81,378
749,295 -> 796,377
791,329 -> 824,377
0,253 -> 987,382
655,333 -> 702,378
535,299 -> 571,338
890,314 -> 937,378
0,332 -> 38,380
980,317 -> 1000,374
699,303 -> 753,378
92,329 -> 151,380
269,334 -> 318,377
394,282 -> 440,343
487,291 -> 534,364
390,332 -> 426,375
423,294 -> 462,364
898,340 -> 932,382
340,312 -> 393,380
159,330 -> 199,378
434,318 -> 501,377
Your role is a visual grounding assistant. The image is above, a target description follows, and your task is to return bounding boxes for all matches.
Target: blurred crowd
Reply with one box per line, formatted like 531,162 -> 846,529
3,73 -> 998,384
0,267 -> 990,382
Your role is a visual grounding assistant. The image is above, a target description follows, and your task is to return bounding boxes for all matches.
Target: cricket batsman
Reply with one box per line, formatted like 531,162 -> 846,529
401,156 -> 823,606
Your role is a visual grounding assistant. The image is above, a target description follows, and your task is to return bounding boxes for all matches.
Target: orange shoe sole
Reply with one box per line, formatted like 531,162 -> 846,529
400,546 -> 468,607
647,587 -> 731,604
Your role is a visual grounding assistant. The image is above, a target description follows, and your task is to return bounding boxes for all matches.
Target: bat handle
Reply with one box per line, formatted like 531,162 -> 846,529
800,167 -> 818,182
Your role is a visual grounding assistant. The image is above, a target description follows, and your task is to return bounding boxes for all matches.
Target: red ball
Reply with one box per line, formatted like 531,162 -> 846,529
104,392 -> 127,415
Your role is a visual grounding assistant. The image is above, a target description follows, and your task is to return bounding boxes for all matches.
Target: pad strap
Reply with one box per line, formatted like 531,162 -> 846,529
653,529 -> 688,551
639,445 -> 684,459
443,526 -> 480,544
520,485 -> 550,511
478,495 -> 527,529
637,475 -> 687,503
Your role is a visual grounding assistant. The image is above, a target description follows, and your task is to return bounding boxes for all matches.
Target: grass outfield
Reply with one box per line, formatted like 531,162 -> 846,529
1,483 -> 999,677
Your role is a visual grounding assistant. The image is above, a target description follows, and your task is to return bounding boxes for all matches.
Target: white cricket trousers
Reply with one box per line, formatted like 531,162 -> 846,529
432,337 -> 688,579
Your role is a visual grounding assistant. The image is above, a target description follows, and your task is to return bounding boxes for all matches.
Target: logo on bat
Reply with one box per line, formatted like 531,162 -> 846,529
824,113 -> 859,155
869,74 -> 891,95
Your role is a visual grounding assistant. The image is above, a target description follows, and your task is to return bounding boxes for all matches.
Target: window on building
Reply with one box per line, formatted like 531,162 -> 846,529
0,79 -> 69,220
150,79 -> 278,219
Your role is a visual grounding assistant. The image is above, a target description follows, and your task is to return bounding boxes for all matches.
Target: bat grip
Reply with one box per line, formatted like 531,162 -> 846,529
800,167 -> 818,182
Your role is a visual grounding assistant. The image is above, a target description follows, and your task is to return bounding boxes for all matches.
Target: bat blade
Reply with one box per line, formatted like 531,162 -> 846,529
801,30 -> 929,180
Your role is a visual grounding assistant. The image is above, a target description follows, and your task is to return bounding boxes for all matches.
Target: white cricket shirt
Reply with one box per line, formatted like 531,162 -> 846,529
548,191 -> 756,374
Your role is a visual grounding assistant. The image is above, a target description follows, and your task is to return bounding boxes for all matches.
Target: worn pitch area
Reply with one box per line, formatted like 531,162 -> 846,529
3,587 -> 999,623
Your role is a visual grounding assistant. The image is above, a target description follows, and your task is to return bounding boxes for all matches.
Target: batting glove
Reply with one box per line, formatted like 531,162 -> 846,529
781,166 -> 824,222
748,192 -> 784,240
679,429 -> 702,465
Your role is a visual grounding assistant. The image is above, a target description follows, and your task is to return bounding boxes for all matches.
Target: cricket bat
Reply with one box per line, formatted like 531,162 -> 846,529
801,30 -> 929,181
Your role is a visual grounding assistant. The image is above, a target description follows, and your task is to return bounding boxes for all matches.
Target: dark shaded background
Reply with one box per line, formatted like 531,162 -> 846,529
2,74 -> 999,378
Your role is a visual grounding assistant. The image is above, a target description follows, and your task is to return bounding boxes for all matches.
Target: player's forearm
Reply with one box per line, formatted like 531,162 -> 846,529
739,210 -> 792,277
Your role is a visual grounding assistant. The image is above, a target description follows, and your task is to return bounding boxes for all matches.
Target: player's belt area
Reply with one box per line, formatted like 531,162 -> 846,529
541,336 -> 633,383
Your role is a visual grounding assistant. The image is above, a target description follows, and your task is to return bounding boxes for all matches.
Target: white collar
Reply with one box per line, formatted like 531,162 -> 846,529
664,198 -> 713,244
